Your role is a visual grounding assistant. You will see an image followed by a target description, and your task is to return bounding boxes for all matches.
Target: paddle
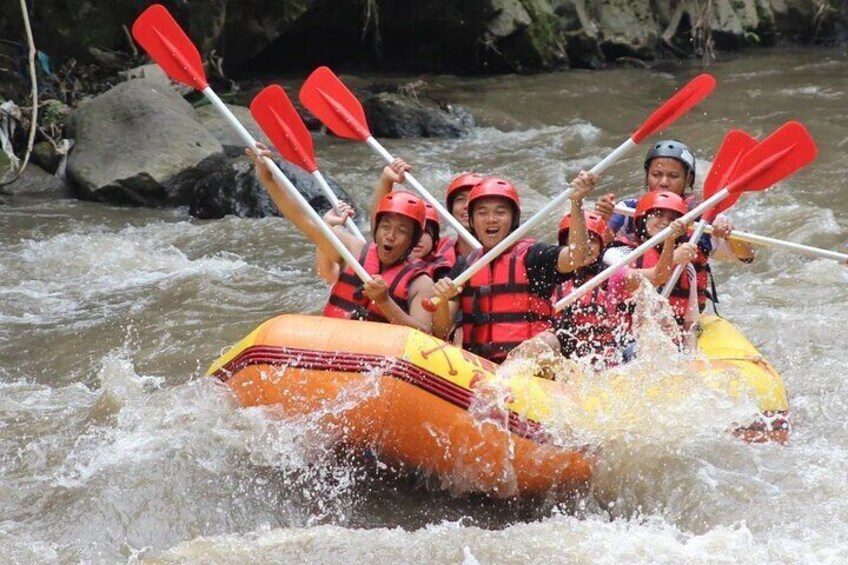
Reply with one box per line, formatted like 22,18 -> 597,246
251,85 -> 366,243
132,4 -> 372,283
555,120 -> 818,312
660,129 -> 758,297
421,73 -> 717,312
298,66 -> 482,251
611,204 -> 848,264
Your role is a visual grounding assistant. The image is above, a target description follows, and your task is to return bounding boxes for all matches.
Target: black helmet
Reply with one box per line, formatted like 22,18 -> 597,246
644,140 -> 696,186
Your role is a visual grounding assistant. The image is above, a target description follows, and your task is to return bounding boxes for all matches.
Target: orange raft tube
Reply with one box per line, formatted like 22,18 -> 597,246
206,314 -> 789,497
206,314 -> 597,497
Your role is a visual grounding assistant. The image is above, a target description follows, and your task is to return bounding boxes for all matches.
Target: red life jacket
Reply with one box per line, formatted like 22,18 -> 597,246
613,234 -> 711,326
551,272 -> 631,365
419,236 -> 460,281
323,242 -> 428,323
460,239 -> 553,363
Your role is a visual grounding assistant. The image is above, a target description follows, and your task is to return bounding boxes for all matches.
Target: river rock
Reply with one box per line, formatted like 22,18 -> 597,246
480,0 -> 569,72
194,103 -> 273,157
190,157 -> 361,220
592,0 -> 659,59
553,1 -> 606,69
0,163 -> 72,197
361,92 -> 474,139
65,78 -> 227,207
31,141 -> 63,174
5,0 -> 845,78
768,0 -> 819,39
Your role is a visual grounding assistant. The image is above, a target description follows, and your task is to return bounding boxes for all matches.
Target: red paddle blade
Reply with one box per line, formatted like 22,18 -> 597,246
631,74 -> 716,143
703,129 -> 758,221
727,121 -> 817,194
251,85 -> 317,173
299,66 -> 372,141
131,4 -> 207,90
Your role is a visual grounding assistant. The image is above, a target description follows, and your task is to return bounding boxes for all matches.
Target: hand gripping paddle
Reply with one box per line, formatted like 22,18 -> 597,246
421,73 -> 718,312
132,4 -> 372,282
556,121 -> 818,312
251,85 -> 366,243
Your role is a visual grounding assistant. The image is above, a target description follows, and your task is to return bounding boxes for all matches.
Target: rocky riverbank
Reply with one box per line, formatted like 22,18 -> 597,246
0,0 -> 845,215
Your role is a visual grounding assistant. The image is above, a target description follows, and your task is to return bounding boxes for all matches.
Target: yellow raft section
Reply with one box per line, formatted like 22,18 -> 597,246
696,314 -> 788,413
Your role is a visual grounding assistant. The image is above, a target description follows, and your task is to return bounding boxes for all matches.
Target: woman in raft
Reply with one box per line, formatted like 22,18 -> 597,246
429,172 -> 598,364
596,139 -> 756,264
604,191 -> 702,330
248,143 -> 435,332
548,205 -> 691,368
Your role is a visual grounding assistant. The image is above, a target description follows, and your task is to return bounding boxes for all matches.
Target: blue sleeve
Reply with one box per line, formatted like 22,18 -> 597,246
608,198 -> 638,233
608,213 -> 625,233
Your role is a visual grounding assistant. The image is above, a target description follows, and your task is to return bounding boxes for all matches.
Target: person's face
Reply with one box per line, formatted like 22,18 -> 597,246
645,208 -> 680,237
471,196 -> 514,249
450,189 -> 471,229
375,213 -> 416,265
646,158 -> 690,195
410,230 -> 434,260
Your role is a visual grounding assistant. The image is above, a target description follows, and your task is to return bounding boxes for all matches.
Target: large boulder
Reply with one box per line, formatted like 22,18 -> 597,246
194,102 -> 273,158
593,0 -> 659,59
0,163 -> 72,197
479,0 -> 569,72
65,78 -> 227,206
361,92 -> 474,138
767,0 -> 819,40
190,158 -> 361,220
552,0 -> 606,69
258,0 -> 569,74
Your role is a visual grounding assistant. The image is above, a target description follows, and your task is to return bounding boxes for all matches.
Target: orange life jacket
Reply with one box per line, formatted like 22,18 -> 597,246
323,243 -> 428,323
460,239 -> 554,363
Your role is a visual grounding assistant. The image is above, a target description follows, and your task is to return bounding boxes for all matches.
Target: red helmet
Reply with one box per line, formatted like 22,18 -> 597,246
634,190 -> 688,221
467,175 -> 520,217
423,202 -> 440,241
558,211 -> 608,246
467,177 -> 521,232
446,172 -> 485,207
375,191 -> 427,232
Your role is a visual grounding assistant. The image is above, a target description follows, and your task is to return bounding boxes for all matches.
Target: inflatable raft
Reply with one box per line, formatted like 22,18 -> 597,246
206,314 -> 788,497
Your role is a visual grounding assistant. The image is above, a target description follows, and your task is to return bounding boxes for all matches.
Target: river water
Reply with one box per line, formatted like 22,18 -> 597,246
1,47 -> 847,563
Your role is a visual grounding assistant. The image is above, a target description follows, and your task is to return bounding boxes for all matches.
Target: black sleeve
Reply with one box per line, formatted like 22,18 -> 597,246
525,242 -> 570,298
445,255 -> 467,281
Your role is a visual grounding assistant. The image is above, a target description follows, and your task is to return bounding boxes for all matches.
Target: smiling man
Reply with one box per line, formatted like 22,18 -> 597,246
430,172 -> 598,363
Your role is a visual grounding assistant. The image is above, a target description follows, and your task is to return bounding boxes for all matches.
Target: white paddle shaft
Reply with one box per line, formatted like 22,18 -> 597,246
365,136 -> 482,251
613,204 -> 848,264
311,170 -> 367,243
554,188 -> 730,312
203,87 -> 372,282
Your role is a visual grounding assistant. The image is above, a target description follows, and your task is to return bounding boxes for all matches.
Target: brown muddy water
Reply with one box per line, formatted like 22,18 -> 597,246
1,47 -> 847,563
